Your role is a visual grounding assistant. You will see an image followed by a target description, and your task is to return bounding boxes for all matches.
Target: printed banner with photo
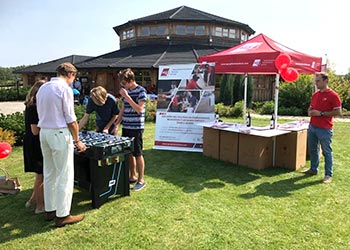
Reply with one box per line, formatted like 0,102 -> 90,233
154,63 -> 216,152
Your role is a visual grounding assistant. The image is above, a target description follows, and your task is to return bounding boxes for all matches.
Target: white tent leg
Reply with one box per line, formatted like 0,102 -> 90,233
274,73 -> 280,127
243,73 -> 248,123
272,73 -> 280,167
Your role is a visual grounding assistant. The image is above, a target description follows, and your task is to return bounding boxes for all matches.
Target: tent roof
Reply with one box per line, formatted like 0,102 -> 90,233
198,34 -> 322,74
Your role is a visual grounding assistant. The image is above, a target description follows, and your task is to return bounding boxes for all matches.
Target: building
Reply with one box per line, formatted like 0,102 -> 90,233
16,6 -> 274,101
15,55 -> 92,86
75,5 -> 255,96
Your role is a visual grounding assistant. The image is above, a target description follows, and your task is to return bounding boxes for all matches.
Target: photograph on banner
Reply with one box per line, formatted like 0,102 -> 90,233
154,63 -> 215,152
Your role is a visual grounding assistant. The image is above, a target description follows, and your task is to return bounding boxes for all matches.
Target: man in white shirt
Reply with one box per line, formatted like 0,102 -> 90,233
36,62 -> 86,227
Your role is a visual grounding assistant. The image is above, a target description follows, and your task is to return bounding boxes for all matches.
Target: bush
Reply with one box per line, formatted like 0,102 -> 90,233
328,72 -> 350,111
0,86 -> 30,101
258,101 -> 274,115
0,128 -> 16,146
74,105 -> 96,131
231,100 -> 244,117
145,100 -> 157,122
278,75 -> 313,116
214,101 -> 243,118
278,106 -> 304,116
0,112 -> 25,146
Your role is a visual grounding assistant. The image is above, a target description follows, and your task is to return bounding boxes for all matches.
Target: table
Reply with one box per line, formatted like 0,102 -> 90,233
74,132 -> 133,208
200,121 -> 308,170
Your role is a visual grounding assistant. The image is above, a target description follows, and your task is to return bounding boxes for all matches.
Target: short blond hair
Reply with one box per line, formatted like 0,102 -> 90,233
90,86 -> 107,106
118,68 -> 135,83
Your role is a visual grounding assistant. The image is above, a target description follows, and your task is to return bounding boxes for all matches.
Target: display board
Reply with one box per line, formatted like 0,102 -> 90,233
154,63 -> 215,152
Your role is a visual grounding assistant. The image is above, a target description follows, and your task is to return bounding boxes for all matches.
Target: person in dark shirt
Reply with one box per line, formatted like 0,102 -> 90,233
79,86 -> 119,135
23,80 -> 45,214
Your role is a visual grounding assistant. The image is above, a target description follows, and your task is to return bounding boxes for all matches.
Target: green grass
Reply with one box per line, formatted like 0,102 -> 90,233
1,119 -> 350,250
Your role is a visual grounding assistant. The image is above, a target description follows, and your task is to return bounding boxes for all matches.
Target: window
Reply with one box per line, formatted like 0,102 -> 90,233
241,32 -> 248,42
150,26 -> 157,36
215,26 -> 238,38
186,25 -> 195,35
158,25 -> 166,35
229,29 -> 236,38
122,28 -> 135,40
195,25 -> 205,35
140,26 -> 149,36
215,27 -> 222,37
134,70 -> 152,86
140,25 -> 167,37
176,25 -> 186,35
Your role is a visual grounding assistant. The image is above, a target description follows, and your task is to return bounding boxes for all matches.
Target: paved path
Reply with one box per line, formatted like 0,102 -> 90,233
0,101 -> 25,115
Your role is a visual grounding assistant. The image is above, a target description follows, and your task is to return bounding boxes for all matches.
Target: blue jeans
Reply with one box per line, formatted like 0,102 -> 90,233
308,125 -> 333,177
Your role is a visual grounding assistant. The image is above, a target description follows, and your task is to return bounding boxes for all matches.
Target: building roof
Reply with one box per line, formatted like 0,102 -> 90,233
75,44 -> 227,69
14,55 -> 93,73
114,5 -> 255,35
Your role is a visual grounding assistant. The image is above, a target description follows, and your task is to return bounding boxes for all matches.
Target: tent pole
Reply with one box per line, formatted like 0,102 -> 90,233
274,73 -> 280,127
272,73 -> 280,167
243,73 -> 248,123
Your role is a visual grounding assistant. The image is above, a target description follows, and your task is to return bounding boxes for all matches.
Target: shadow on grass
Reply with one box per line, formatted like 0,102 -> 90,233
0,188 -> 92,244
240,174 -> 321,198
144,149 -> 297,194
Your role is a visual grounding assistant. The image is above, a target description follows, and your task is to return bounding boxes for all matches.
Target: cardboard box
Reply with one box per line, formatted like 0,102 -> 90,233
219,130 -> 239,164
238,134 -> 273,170
275,130 -> 307,170
203,127 -> 220,160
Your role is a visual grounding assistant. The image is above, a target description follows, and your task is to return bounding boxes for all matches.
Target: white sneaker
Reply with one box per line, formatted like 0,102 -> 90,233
323,176 -> 332,184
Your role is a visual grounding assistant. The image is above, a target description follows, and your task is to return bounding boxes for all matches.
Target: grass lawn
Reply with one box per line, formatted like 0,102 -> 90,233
1,118 -> 349,250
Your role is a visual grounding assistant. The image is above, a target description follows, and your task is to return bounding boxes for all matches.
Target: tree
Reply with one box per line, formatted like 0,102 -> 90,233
0,66 -> 26,86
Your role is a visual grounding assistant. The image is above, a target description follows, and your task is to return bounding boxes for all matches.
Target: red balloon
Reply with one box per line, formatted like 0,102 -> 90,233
0,142 -> 12,159
281,67 -> 299,82
275,54 -> 291,71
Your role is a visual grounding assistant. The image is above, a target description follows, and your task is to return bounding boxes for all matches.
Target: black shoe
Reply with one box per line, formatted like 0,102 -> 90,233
129,179 -> 137,184
44,211 -> 56,221
302,169 -> 317,175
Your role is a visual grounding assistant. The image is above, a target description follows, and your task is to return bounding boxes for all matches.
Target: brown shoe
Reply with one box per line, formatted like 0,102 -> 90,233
44,211 -> 56,221
302,169 -> 317,175
55,214 -> 84,227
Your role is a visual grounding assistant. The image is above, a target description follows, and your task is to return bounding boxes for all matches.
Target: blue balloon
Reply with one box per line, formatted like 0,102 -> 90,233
73,88 -> 80,95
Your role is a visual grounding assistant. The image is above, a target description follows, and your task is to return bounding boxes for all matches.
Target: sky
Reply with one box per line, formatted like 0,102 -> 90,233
0,0 -> 349,74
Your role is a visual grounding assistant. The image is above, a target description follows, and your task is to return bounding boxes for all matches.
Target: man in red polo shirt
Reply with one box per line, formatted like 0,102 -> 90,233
303,72 -> 342,183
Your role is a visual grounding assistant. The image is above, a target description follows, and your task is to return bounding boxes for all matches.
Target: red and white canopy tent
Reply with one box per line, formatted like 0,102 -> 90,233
198,33 -> 322,125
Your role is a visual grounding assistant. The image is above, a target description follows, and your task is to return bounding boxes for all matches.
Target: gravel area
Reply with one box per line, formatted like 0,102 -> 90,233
0,101 -> 25,115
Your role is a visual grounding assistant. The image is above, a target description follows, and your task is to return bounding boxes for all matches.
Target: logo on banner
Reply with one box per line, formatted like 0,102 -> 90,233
231,42 -> 262,53
161,68 -> 170,76
252,59 -> 261,67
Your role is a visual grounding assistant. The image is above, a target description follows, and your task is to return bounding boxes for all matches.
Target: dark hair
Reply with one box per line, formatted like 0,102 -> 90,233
192,74 -> 200,81
316,72 -> 329,81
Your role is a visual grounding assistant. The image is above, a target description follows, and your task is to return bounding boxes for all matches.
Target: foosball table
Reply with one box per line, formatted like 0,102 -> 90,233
74,131 -> 134,208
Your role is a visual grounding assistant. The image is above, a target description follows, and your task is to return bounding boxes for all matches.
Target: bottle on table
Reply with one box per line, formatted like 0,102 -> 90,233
270,113 -> 275,129
215,113 -> 219,123
246,112 -> 251,127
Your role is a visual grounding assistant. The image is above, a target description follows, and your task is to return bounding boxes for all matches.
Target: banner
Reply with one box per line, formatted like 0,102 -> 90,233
154,63 -> 216,152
